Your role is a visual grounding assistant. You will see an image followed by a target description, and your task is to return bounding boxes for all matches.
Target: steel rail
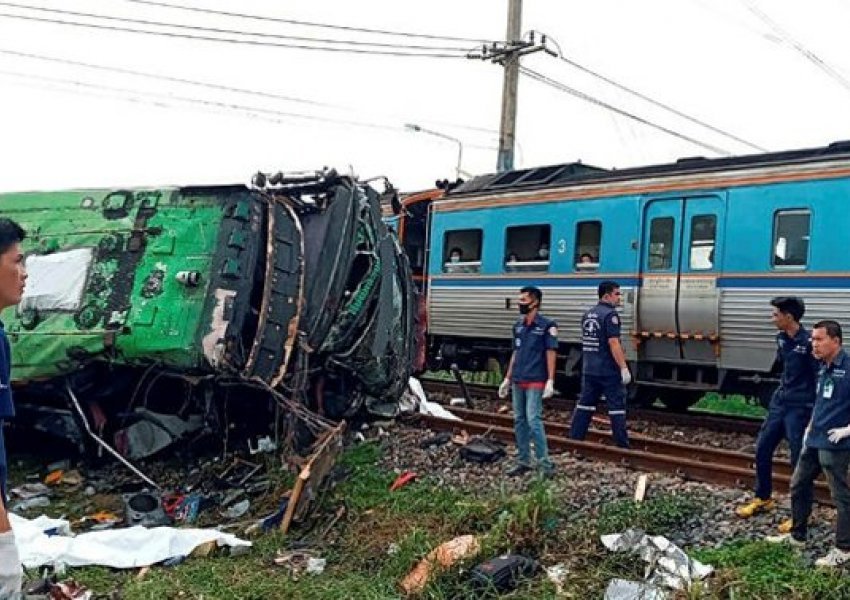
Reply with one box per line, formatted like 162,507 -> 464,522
418,411 -> 832,505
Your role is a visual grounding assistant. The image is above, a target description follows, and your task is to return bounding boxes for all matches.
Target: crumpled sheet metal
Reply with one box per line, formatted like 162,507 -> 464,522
601,528 -> 713,591
10,512 -> 251,569
603,578 -> 667,600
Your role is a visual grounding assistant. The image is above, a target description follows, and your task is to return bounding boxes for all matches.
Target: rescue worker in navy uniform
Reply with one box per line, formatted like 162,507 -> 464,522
767,320 -> 850,567
569,280 -> 630,448
498,286 -> 557,477
737,296 -> 817,519
0,219 -> 27,597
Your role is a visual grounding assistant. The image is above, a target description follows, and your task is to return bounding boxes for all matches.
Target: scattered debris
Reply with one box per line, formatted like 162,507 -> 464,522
10,512 -> 251,569
601,528 -> 713,592
469,554 -> 539,592
389,471 -> 417,492
544,563 -> 569,595
123,492 -> 169,527
222,499 -> 250,520
604,578 -> 667,600
418,432 -> 451,449
273,550 -> 326,579
46,578 -> 92,600
634,474 -> 649,503
12,495 -> 51,512
400,534 -> 481,595
218,458 -> 262,489
11,483 -> 51,499
458,437 -> 506,464
248,435 -> 278,455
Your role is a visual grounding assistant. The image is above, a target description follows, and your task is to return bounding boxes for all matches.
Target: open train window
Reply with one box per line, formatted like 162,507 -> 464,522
574,221 -> 601,271
648,217 -> 674,271
504,224 -> 550,272
772,210 -> 810,268
443,229 -> 482,273
689,215 -> 716,270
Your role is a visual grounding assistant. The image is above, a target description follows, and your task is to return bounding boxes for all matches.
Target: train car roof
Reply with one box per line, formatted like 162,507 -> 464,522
449,140 -> 850,197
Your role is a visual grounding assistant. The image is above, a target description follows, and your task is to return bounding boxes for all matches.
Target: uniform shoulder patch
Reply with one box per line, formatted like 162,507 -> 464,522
610,315 -> 619,325
548,326 -> 558,337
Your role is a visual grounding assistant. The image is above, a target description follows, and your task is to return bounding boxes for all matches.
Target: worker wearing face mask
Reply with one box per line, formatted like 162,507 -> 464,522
569,280 -> 631,448
498,286 -> 558,478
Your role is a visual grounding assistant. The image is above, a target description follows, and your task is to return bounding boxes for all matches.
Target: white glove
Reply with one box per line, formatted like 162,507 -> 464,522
543,379 -> 555,399
620,368 -> 632,385
498,378 -> 511,399
828,425 -> 850,444
0,530 -> 22,599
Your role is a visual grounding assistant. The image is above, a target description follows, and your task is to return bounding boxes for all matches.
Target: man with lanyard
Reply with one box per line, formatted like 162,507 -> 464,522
0,219 -> 27,596
498,286 -> 557,477
767,320 -> 850,567
569,280 -> 630,448
737,297 -> 817,519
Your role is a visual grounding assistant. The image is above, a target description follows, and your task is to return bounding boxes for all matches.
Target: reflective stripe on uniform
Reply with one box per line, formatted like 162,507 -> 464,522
608,410 -> 626,416
576,405 -> 596,412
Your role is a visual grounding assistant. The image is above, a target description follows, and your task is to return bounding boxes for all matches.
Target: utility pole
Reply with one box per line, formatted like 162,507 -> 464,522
497,0 -> 522,173
468,2 -> 551,172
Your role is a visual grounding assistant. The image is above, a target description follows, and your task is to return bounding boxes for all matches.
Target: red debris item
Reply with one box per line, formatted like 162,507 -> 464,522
389,471 -> 417,492
162,493 -> 185,517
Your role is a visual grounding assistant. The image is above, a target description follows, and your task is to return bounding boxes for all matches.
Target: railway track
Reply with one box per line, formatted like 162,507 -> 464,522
421,378 -> 764,436
417,406 -> 832,504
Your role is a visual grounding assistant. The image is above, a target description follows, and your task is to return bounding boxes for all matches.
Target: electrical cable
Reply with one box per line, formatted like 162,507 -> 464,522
0,10 -> 469,58
0,1 -> 473,52
519,66 -> 732,156
117,0 -> 495,44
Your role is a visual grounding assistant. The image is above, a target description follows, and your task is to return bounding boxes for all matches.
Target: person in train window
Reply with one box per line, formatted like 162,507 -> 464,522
737,297 -> 816,520
579,253 -> 594,264
505,252 -> 519,273
569,280 -> 631,448
445,247 -> 463,273
537,243 -> 550,260
766,320 -> 850,568
498,286 -> 557,478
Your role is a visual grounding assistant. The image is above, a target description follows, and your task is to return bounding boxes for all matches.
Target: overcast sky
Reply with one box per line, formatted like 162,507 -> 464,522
0,0 -> 848,193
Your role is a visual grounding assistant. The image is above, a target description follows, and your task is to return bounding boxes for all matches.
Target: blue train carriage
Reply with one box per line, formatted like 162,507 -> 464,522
425,142 -> 850,410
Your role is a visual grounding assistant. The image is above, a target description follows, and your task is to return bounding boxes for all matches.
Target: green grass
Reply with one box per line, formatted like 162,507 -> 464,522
51,441 -> 850,599
693,540 -> 850,599
692,392 -> 768,418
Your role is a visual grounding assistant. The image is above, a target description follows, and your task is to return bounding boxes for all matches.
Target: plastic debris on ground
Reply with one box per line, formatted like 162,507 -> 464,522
604,578 -> 667,600
601,528 -> 713,592
389,471 -> 417,492
273,550 -> 326,579
222,499 -> 251,519
10,512 -> 251,569
469,554 -> 539,592
408,377 -> 461,422
400,534 -> 481,595
544,563 -> 569,595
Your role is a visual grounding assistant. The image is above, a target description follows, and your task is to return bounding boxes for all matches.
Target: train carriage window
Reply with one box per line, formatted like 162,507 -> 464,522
505,225 -> 550,272
443,229 -> 482,273
772,210 -> 810,268
648,217 -> 674,270
574,221 -> 602,271
689,215 -> 716,270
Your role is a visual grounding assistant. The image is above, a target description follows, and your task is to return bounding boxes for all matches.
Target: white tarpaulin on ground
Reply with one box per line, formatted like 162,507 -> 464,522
10,513 -> 251,569
409,377 -> 461,421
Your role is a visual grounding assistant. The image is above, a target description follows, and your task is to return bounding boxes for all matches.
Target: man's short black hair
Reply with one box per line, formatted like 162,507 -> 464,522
770,296 -> 805,322
0,218 -> 25,255
449,247 -> 462,256
598,280 -> 620,299
814,319 -> 843,343
520,285 -> 542,303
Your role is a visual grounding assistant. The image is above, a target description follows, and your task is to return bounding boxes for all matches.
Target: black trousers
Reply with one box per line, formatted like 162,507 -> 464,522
791,445 -> 850,550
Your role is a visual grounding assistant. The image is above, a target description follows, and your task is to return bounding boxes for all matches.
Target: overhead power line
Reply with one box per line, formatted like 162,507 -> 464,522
0,47 -> 497,135
538,35 -> 766,152
0,10 -> 468,58
741,0 -> 850,94
519,66 -> 732,156
116,0 -> 494,45
0,1 -> 472,52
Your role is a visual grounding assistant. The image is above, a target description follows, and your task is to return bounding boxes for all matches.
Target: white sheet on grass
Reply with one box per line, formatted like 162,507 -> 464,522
10,513 -> 251,569
409,377 -> 460,421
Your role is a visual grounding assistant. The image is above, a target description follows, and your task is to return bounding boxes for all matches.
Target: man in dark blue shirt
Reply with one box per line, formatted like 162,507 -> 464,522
498,286 -> 558,477
0,219 -> 27,595
569,280 -> 630,448
767,320 -> 850,567
737,297 -> 817,519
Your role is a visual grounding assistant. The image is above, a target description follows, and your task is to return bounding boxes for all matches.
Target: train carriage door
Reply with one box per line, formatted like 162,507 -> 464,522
638,195 -> 725,363
679,195 -> 725,362
638,199 -> 683,360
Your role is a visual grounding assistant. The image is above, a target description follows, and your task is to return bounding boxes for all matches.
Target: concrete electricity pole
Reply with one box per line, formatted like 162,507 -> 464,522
497,0 -> 523,173
468,2 -> 550,172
